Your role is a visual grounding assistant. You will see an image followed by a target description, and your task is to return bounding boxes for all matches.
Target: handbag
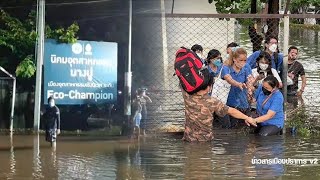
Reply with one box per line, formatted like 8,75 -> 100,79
211,66 -> 231,104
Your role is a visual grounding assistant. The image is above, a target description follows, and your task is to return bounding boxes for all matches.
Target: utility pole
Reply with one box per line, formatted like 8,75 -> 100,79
123,0 -> 132,134
34,0 -> 45,132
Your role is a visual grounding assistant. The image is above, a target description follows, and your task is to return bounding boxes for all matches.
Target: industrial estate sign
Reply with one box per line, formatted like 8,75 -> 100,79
44,39 -> 117,104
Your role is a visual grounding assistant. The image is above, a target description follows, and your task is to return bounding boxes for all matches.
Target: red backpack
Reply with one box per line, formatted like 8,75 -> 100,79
174,47 -> 210,94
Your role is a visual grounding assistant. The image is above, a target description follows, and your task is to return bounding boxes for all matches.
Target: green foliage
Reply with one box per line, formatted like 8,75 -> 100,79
0,9 -> 79,78
211,0 -> 265,26
287,107 -> 314,137
46,23 -> 79,43
15,55 -> 36,78
290,0 -> 312,13
289,0 -> 320,14
211,0 -> 265,14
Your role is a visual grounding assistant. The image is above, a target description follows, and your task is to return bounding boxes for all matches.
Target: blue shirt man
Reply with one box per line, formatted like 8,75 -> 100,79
255,85 -> 284,128
221,63 -> 252,109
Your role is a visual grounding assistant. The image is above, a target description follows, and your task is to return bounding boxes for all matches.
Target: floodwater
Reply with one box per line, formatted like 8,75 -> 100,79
0,134 -> 319,179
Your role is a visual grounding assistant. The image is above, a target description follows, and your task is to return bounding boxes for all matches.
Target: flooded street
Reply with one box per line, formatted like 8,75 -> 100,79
0,134 -> 319,179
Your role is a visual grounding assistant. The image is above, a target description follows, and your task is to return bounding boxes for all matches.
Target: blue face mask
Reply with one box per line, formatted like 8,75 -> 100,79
213,59 -> 222,67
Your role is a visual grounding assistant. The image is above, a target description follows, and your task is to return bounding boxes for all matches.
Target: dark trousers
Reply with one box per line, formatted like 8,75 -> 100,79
254,125 -> 282,136
213,107 -> 250,129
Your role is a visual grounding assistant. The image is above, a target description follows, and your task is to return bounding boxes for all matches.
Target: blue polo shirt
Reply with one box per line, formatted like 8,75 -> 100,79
247,51 -> 283,73
221,64 -> 252,109
255,85 -> 284,128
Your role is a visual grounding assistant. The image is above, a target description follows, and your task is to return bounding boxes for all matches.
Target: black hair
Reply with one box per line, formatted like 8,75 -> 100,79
136,88 -> 144,95
191,44 -> 203,52
47,96 -> 54,103
265,36 -> 278,44
206,49 -> 221,64
288,46 -> 298,53
263,75 -> 279,88
199,71 -> 214,91
227,42 -> 239,48
256,51 -> 273,76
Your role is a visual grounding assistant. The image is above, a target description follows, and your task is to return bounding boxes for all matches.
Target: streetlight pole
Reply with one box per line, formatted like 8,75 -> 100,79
124,0 -> 132,133
34,0 -> 45,132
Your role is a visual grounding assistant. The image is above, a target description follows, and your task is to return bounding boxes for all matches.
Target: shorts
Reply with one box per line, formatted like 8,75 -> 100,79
134,113 -> 142,128
46,128 -> 57,142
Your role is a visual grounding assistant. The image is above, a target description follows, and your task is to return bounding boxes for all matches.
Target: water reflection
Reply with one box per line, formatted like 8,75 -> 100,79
0,135 -> 319,179
8,133 -> 16,180
32,134 -> 43,179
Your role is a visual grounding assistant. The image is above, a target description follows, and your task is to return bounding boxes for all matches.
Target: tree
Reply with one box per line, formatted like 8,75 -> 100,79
0,9 -> 79,80
209,0 -> 280,51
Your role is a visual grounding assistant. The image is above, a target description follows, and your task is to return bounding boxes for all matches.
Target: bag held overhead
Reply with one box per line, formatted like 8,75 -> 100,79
174,47 -> 209,94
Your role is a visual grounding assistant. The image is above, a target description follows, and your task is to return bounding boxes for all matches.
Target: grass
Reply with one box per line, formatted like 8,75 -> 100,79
289,23 -> 320,31
286,107 -> 318,137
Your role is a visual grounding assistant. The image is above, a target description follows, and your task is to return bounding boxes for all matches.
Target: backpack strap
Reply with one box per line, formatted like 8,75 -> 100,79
273,52 -> 279,71
217,65 -> 223,79
257,89 -> 276,116
262,89 -> 276,108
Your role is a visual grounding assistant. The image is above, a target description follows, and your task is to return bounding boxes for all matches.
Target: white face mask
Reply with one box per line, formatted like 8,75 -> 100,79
269,44 -> 277,53
196,53 -> 202,59
259,63 -> 269,71
49,101 -> 55,107
226,54 -> 229,59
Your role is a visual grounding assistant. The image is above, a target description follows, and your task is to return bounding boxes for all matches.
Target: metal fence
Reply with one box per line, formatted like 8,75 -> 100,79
131,13 -> 320,134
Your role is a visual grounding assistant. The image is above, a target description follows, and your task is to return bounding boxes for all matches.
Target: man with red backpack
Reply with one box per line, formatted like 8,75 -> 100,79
175,47 -> 257,142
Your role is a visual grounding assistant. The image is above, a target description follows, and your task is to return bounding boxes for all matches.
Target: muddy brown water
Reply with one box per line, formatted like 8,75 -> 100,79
0,134 -> 319,179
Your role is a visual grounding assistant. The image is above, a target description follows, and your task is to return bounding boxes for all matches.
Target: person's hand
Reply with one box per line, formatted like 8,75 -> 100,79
296,90 -> 303,96
57,129 -> 61,135
257,73 -> 265,80
245,117 -> 257,127
238,82 -> 247,90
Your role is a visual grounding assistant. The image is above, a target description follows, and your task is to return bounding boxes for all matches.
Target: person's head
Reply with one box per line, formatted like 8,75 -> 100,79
48,96 -> 55,107
225,47 -> 247,69
191,44 -> 203,58
288,46 -> 298,61
265,36 -> 278,53
226,42 -> 239,55
256,51 -> 272,72
206,49 -> 222,67
201,73 -> 214,93
136,88 -> 146,96
262,75 -> 279,95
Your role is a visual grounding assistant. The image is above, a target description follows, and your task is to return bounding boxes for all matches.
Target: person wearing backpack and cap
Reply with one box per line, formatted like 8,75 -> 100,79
181,71 -> 257,142
43,96 -> 61,147
191,44 -> 205,63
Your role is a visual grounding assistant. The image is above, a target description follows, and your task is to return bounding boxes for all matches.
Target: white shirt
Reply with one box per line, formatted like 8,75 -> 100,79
252,68 -> 282,85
